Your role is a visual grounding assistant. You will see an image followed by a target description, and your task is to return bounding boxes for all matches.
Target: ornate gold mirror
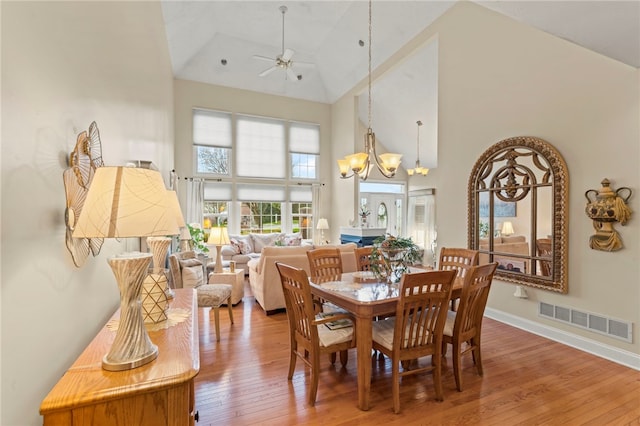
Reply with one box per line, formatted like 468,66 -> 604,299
468,136 -> 569,293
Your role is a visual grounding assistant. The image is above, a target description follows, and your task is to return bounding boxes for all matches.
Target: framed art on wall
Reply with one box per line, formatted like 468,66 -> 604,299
478,191 -> 516,217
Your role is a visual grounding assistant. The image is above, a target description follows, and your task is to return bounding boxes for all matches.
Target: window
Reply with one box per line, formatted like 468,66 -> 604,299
240,202 -> 282,234
292,203 -> 312,238
203,202 -> 228,228
192,109 -> 319,236
238,184 -> 286,234
290,122 -> 319,179
236,115 -> 285,179
193,109 -> 232,175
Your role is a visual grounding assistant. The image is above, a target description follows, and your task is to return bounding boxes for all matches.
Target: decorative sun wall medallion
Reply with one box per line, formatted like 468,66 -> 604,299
63,121 -> 105,267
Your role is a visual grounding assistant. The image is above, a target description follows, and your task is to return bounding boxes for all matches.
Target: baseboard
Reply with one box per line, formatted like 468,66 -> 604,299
485,307 -> 640,371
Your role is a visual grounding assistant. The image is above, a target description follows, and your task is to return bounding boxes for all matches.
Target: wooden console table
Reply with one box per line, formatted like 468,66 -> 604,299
40,288 -> 200,425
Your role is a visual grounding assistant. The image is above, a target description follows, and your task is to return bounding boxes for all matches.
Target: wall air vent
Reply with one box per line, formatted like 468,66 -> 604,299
538,302 -> 632,343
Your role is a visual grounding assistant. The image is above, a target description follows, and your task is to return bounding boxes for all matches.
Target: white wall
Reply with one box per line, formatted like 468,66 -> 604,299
1,2 -> 174,424
335,2 -> 640,359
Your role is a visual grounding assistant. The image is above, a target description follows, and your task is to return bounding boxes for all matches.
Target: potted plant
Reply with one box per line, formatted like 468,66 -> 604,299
359,206 -> 371,227
187,223 -> 209,254
370,234 -> 422,283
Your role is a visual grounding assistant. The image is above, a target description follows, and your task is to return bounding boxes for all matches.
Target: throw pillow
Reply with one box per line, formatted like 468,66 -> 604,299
181,265 -> 204,289
230,235 -> 253,255
179,258 -> 202,268
283,232 -> 302,246
252,233 -> 283,252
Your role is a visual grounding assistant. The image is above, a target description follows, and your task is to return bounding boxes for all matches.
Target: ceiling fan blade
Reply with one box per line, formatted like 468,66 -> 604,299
253,55 -> 275,62
259,66 -> 278,77
294,61 -> 316,68
286,67 -> 297,81
282,48 -> 294,62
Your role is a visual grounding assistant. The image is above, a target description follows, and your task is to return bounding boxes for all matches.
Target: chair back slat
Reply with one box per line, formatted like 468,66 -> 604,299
439,247 -> 479,278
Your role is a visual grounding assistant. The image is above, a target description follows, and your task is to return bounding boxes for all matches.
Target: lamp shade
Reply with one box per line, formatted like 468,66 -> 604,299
208,227 -> 230,245
316,218 -> 329,230
73,166 -> 179,239
501,221 -> 515,236
166,190 -> 186,228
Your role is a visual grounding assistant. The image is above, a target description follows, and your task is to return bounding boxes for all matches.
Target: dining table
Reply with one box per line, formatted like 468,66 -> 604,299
309,268 -> 463,411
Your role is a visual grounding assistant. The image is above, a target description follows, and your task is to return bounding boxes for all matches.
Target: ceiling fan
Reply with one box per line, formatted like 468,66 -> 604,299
253,5 -> 315,81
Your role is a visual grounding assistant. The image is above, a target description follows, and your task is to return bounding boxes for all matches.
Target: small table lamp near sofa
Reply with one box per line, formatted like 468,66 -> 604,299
208,226 -> 230,273
73,166 -> 179,371
316,218 -> 329,245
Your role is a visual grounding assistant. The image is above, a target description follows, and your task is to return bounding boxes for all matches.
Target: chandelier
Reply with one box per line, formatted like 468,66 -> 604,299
407,120 -> 429,176
337,0 -> 402,180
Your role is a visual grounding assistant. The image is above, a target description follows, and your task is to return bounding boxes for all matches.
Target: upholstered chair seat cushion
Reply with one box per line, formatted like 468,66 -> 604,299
372,317 -> 427,351
316,316 -> 354,347
442,310 -> 456,337
196,284 -> 232,308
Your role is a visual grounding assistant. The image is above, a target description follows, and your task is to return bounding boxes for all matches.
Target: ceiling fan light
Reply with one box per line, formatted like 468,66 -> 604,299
407,169 -> 415,176
421,168 -> 429,176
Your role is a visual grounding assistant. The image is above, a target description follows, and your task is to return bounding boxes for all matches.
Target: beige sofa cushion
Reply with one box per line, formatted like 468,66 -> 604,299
248,243 -> 358,314
252,233 -> 283,252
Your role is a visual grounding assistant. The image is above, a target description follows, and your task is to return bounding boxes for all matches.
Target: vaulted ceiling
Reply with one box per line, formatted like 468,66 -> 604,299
161,1 -> 640,171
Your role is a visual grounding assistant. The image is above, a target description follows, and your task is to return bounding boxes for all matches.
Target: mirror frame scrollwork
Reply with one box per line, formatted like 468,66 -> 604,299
468,136 -> 569,293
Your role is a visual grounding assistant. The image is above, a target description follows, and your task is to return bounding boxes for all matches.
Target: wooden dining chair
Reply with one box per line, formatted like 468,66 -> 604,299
275,262 -> 356,406
307,247 -> 345,319
438,247 -> 479,278
536,238 -> 552,276
307,247 -> 343,279
371,270 -> 457,413
439,247 -> 479,311
354,246 -> 375,271
442,262 -> 498,391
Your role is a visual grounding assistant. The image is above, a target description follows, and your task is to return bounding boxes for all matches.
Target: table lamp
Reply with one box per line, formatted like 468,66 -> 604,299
501,221 -> 515,237
73,166 -> 179,371
316,218 -> 329,245
208,226 -> 229,273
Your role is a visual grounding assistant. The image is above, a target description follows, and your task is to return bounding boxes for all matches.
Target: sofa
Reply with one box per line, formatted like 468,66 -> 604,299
218,232 -> 305,274
248,243 -> 358,314
479,235 -> 530,273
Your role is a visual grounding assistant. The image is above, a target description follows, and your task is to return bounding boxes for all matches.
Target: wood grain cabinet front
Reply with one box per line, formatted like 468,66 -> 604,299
40,289 -> 199,426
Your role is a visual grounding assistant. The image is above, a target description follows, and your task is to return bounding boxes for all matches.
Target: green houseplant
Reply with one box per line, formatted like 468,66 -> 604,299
187,223 -> 209,254
370,234 -> 422,283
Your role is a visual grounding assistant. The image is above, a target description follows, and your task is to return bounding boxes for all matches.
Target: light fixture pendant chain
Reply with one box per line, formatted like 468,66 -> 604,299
367,0 -> 372,129
280,5 -> 287,55
416,120 -> 422,159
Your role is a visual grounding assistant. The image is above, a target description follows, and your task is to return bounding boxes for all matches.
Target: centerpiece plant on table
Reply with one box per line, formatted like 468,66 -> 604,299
370,234 -> 422,283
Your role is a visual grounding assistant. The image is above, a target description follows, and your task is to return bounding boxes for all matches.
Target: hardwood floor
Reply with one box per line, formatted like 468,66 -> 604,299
194,279 -> 640,425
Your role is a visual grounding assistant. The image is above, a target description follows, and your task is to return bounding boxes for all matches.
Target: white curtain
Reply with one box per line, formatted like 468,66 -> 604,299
312,184 -> 322,244
424,194 -> 437,267
186,178 -> 204,226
